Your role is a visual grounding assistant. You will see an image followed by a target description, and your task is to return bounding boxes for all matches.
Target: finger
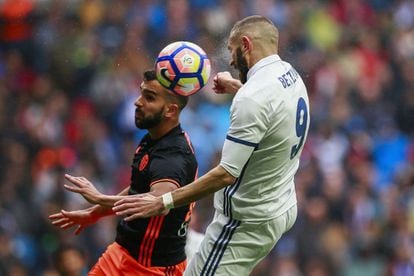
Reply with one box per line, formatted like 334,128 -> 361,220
61,222 -> 75,229
49,213 -> 64,219
64,184 -> 82,193
113,199 -> 124,207
65,174 -> 82,186
222,71 -> 231,77
113,201 -> 138,212
114,208 -> 130,216
61,210 -> 70,216
112,205 -> 122,212
113,197 -> 134,207
50,216 -> 69,224
115,206 -> 141,216
61,210 -> 81,219
75,225 -> 84,235
64,174 -> 74,180
51,218 -> 69,226
124,212 -> 143,221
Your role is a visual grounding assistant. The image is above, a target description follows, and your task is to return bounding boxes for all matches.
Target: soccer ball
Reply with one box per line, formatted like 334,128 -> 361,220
155,41 -> 211,96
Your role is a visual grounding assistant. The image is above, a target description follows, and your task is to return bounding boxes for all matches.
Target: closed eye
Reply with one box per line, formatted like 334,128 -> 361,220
141,90 -> 157,102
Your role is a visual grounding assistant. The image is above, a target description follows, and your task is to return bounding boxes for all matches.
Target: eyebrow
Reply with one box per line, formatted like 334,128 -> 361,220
227,43 -> 234,52
141,88 -> 158,97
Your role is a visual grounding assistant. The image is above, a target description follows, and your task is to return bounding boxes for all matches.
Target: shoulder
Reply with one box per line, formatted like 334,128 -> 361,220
155,132 -> 195,157
233,72 -> 278,111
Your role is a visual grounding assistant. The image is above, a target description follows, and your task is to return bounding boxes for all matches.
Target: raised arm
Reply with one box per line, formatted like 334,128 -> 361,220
213,71 -> 242,94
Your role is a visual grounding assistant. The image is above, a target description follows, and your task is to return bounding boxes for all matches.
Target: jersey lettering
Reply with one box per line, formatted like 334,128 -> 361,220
278,67 -> 299,88
290,97 -> 309,159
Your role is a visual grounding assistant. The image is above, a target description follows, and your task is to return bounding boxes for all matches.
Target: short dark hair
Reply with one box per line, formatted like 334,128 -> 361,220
142,70 -> 188,110
143,70 -> 157,81
230,15 -> 279,48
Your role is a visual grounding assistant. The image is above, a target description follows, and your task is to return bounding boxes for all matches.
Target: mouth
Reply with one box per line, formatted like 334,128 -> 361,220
135,109 -> 143,119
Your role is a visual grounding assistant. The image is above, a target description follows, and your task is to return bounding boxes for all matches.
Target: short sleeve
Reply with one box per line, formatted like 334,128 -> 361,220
148,147 -> 195,188
219,97 -> 269,177
227,96 -> 268,145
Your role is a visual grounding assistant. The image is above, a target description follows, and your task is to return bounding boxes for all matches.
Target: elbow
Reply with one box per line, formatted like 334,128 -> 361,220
216,165 -> 237,187
223,172 -> 236,186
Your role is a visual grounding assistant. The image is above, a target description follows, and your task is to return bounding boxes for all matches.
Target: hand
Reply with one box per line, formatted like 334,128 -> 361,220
113,194 -> 166,221
64,174 -> 103,205
213,71 -> 242,94
49,208 -> 100,235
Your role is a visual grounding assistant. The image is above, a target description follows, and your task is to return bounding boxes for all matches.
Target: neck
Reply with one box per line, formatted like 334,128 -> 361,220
148,120 -> 179,140
248,48 -> 277,69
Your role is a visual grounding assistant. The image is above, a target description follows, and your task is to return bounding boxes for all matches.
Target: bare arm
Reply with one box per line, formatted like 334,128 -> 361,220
92,186 -> 130,214
49,186 -> 130,235
113,165 -> 236,220
171,165 -> 235,207
63,173 -> 178,207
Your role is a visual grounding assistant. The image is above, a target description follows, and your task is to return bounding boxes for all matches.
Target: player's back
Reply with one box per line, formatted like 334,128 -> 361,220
215,55 -> 310,222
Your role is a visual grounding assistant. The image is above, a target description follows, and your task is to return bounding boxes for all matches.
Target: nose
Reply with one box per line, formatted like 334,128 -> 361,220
229,58 -> 237,69
134,95 -> 143,107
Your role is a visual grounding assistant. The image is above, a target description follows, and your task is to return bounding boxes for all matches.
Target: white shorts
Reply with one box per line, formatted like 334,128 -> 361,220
184,204 -> 297,276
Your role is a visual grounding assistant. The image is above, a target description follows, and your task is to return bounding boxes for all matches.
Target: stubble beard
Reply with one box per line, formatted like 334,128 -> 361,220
236,47 -> 249,84
135,108 -> 164,129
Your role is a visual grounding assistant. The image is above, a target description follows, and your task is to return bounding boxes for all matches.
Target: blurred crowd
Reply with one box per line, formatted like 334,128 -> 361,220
0,0 -> 413,275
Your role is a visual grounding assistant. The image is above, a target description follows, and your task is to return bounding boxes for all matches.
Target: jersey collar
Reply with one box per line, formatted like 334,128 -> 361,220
247,54 -> 281,80
147,124 -> 183,143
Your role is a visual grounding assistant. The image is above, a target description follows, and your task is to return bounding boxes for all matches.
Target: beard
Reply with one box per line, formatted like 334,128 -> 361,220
135,108 -> 164,129
236,47 -> 249,84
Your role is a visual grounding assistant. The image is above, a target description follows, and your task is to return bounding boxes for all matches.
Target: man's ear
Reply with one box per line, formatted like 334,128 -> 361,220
165,103 -> 179,118
241,36 -> 252,52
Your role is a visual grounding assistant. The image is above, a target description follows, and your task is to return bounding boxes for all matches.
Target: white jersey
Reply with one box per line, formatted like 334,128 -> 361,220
217,54 -> 310,222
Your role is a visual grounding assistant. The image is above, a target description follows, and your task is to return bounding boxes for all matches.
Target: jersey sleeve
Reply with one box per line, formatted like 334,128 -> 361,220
148,147 -> 195,188
220,97 -> 269,177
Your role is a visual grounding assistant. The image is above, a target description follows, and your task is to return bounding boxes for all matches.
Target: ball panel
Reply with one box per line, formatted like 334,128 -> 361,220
175,77 -> 201,96
201,58 -> 211,85
173,49 -> 201,74
155,60 -> 176,89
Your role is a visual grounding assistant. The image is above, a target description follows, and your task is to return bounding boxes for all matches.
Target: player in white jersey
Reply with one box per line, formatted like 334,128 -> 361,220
112,15 -> 310,275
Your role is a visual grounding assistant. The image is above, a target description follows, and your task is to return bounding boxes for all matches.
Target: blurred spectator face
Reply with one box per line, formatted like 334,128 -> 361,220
306,197 -> 328,224
270,256 -> 302,276
55,247 -> 86,276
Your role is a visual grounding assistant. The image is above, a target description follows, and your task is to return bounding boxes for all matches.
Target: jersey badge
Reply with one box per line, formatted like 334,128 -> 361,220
139,154 -> 149,171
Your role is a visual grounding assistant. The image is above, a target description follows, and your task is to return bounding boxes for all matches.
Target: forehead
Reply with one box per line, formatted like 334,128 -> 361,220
227,32 -> 239,49
140,79 -> 164,94
227,38 -> 235,50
